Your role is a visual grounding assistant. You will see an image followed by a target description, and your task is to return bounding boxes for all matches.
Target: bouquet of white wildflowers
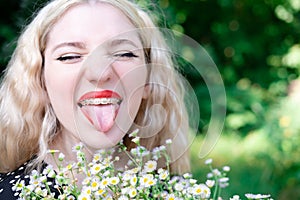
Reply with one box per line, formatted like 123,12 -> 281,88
13,130 -> 272,200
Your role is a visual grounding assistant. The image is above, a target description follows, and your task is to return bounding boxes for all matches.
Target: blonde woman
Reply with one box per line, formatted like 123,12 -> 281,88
0,0 -> 190,198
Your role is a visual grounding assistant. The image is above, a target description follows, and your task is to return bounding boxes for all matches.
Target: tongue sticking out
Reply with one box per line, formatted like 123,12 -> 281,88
81,104 -> 118,133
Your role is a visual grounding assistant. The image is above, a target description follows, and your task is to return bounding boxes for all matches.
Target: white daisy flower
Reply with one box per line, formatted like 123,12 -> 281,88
158,168 -> 169,180
110,177 -> 120,185
230,195 -> 241,200
67,195 -> 76,200
130,175 -> 138,186
140,174 -> 153,187
90,178 -> 100,191
189,179 -> 197,185
81,186 -> 92,196
166,193 -> 177,200
174,183 -> 184,191
206,180 -> 215,188
205,158 -> 213,165
95,188 -> 105,196
165,139 -> 172,144
90,163 -> 104,174
223,166 -> 231,172
192,184 -> 211,198
245,193 -> 271,199
118,195 -> 129,200
183,173 -> 192,179
100,178 -> 110,189
78,193 -> 91,200
144,160 -> 157,173
92,153 -> 102,162
128,187 -> 137,198
12,180 -> 25,191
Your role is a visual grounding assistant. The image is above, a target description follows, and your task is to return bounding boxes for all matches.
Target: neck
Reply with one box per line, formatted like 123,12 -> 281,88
45,129 -> 96,186
45,129 -> 94,169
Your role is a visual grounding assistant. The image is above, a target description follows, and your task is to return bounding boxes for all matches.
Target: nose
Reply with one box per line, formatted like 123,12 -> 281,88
83,51 -> 115,87
87,65 -> 112,86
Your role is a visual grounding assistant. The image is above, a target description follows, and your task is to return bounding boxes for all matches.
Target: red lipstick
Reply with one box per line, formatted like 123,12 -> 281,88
79,90 -> 121,101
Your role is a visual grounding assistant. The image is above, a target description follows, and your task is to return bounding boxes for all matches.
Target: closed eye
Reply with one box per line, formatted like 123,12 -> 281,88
115,52 -> 138,57
113,52 -> 138,61
56,55 -> 82,63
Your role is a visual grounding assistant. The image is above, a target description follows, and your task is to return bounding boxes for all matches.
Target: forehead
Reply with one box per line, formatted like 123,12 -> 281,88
46,2 -> 139,47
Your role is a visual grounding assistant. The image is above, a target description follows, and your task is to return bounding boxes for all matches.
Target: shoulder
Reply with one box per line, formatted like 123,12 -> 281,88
0,162 -> 29,199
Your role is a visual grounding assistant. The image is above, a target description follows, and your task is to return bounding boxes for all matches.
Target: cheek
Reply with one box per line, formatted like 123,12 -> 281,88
115,64 -> 148,116
114,62 -> 148,92
44,66 -> 79,129
45,69 -> 76,103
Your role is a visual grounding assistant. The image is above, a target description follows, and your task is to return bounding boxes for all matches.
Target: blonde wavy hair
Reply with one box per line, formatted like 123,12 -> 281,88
0,0 -> 190,174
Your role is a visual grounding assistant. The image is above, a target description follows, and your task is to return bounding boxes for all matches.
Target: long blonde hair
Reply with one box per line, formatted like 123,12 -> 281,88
0,0 -> 190,174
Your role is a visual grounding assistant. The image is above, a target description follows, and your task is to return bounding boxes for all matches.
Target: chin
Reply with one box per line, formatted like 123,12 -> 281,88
85,131 -> 125,150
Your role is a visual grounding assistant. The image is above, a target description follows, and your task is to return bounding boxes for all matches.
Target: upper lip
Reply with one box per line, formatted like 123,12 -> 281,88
78,90 -> 122,107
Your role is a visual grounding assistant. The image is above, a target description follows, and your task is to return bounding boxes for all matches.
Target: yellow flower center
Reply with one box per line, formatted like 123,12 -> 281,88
98,189 -> 104,194
103,180 -> 108,185
148,180 -> 154,185
91,182 -> 98,188
196,188 -> 202,194
148,164 -> 153,168
95,166 -> 100,171
130,177 -> 137,186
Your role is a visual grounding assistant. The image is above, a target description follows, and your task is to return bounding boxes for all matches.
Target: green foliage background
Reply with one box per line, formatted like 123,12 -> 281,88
0,0 -> 299,199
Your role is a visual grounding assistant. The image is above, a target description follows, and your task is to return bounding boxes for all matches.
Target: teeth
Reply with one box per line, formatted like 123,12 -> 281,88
78,98 -> 122,107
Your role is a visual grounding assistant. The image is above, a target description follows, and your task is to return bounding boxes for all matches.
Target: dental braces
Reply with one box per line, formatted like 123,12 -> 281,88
78,98 -> 122,107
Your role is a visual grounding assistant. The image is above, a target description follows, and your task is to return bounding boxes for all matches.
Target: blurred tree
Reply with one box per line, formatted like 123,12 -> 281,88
158,0 -> 300,135
0,0 -> 20,69
0,0 -> 49,71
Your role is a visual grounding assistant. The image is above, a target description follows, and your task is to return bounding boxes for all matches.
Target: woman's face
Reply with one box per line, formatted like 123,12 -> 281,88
44,3 -> 148,149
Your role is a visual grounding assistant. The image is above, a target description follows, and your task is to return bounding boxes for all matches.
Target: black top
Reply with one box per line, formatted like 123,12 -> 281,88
0,161 -> 30,199
0,161 -> 58,199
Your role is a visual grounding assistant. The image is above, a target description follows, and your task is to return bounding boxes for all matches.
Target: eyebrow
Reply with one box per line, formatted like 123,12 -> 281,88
51,39 -> 140,54
109,39 -> 139,49
51,42 -> 86,53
